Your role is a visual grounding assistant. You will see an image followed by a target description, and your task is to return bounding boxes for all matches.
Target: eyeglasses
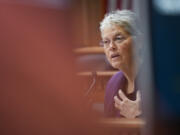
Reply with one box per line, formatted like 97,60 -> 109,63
100,35 -> 127,48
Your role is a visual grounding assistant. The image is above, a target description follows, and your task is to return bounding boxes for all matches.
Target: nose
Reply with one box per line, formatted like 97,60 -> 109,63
109,40 -> 116,50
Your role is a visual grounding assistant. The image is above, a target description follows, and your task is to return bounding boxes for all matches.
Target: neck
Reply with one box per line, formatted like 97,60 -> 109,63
120,61 -> 138,94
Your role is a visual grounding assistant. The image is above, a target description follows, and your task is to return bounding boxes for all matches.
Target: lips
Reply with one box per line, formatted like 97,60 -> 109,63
111,53 -> 120,59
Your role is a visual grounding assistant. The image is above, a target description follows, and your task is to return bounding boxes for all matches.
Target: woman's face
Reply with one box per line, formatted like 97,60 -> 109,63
101,25 -> 133,69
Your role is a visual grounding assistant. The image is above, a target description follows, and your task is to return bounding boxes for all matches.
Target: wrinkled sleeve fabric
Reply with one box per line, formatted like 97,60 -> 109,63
104,71 -> 126,117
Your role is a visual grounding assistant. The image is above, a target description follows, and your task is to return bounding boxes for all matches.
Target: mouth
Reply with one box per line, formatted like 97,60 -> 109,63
111,53 -> 120,59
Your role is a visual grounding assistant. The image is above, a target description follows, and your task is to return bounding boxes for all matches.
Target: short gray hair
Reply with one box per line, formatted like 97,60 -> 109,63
99,10 -> 141,36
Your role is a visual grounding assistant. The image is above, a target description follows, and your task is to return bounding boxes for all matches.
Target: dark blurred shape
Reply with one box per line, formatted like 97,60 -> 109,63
151,0 -> 180,134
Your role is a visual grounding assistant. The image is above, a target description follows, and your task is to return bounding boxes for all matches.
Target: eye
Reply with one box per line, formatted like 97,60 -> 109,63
114,36 -> 125,43
100,39 -> 110,47
101,39 -> 110,46
103,40 -> 109,44
115,36 -> 125,41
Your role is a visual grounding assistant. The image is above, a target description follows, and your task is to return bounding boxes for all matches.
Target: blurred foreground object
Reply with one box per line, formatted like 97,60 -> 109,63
149,0 -> 180,134
0,1 -> 99,135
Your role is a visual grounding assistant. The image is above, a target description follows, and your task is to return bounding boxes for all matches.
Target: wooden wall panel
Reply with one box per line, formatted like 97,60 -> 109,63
73,0 -> 105,48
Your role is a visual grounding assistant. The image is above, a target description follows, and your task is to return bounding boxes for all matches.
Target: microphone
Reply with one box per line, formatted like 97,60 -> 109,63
84,71 -> 97,97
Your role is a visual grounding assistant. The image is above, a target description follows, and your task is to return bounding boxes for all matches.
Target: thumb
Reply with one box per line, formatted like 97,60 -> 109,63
118,89 -> 127,101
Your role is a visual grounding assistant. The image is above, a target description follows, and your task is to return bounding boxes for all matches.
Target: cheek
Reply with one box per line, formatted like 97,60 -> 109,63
105,50 -> 112,63
118,44 -> 132,57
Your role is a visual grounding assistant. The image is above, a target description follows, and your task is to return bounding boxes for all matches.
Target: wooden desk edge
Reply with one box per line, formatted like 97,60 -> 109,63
74,47 -> 104,54
97,118 -> 145,128
77,71 -> 118,77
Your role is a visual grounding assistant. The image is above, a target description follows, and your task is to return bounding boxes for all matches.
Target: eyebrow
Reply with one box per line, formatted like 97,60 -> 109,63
102,32 -> 123,40
114,32 -> 123,37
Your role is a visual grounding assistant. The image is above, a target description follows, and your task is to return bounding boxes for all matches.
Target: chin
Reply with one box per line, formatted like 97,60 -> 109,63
111,62 -> 121,70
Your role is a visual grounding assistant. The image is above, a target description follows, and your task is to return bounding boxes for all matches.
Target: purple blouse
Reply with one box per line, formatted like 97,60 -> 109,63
104,71 -> 138,117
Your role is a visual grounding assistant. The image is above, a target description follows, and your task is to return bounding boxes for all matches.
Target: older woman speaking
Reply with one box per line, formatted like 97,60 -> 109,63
100,10 -> 142,118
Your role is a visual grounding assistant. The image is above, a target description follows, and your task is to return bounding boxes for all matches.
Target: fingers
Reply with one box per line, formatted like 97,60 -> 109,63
118,89 -> 127,101
114,96 -> 122,105
136,90 -> 141,102
114,102 -> 121,110
114,90 -> 142,118
137,110 -> 142,116
114,96 -> 122,110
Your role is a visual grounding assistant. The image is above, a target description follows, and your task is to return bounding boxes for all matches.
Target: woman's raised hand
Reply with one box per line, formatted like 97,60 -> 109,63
114,89 -> 142,119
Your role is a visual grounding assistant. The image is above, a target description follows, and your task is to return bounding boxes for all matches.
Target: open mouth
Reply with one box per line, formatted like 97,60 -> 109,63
111,54 -> 120,59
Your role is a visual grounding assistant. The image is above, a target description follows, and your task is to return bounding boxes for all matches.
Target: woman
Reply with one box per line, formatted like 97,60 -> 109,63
99,10 -> 142,118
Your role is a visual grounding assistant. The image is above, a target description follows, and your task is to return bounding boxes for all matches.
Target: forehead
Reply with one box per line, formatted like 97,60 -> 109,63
101,25 -> 128,39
